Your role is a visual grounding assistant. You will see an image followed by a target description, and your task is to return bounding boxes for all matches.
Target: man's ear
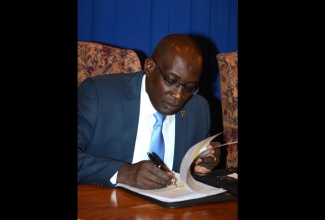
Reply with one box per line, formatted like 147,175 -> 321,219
144,58 -> 154,76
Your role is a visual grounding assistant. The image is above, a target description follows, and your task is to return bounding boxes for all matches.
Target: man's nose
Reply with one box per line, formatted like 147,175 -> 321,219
171,84 -> 185,99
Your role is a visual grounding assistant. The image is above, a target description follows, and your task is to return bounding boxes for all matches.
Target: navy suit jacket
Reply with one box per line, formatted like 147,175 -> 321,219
78,71 -> 211,187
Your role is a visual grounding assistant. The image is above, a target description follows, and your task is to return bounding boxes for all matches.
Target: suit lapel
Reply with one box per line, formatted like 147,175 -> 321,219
173,109 -> 187,172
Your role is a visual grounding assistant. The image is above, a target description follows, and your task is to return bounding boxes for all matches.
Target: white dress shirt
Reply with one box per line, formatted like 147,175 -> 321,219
110,74 -> 175,184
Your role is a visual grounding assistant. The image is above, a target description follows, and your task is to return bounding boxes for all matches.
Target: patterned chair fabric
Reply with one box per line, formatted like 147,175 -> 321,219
78,41 -> 142,86
217,51 -> 238,168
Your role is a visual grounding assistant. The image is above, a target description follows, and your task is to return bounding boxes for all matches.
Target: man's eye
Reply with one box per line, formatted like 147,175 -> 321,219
186,85 -> 195,90
166,78 -> 177,84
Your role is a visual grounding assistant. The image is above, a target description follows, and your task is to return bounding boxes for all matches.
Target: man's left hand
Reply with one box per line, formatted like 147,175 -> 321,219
193,141 -> 221,173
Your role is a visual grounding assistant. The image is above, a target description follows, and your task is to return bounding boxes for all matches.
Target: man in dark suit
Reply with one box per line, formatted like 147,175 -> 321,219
78,34 -> 221,189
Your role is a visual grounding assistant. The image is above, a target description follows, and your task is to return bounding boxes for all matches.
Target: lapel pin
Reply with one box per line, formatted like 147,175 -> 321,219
181,110 -> 186,117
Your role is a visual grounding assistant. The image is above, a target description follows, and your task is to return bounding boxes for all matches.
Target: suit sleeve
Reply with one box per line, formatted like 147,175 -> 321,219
77,78 -> 126,187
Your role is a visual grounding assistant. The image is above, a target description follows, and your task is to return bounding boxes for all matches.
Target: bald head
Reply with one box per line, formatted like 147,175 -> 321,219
144,34 -> 203,115
151,34 -> 203,68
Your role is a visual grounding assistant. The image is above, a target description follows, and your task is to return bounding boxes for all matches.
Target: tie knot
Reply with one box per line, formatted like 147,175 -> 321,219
154,112 -> 166,124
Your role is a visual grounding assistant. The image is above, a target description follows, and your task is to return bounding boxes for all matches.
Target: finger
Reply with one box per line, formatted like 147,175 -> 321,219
208,148 -> 216,155
202,155 -> 217,164
194,157 -> 203,165
194,165 -> 211,173
196,154 -> 220,168
207,148 -> 221,157
131,161 -> 173,189
147,164 -> 179,188
166,172 -> 177,184
147,165 -> 173,183
139,174 -> 170,189
210,141 -> 221,148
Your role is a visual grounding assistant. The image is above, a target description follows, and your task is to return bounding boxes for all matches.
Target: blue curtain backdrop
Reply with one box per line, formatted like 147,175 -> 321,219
78,0 -> 238,135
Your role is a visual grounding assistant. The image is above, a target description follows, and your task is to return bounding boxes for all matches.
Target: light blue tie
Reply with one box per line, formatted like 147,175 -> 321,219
149,112 -> 166,160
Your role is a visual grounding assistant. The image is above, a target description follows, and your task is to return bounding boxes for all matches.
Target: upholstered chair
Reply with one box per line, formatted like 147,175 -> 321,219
217,51 -> 238,168
78,41 -> 142,86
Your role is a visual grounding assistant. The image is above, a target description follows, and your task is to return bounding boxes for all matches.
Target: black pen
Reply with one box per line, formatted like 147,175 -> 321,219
147,152 -> 177,186
151,152 -> 172,173
147,152 -> 162,168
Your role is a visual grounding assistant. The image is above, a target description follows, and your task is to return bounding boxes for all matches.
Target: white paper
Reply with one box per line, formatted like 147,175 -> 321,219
116,173 -> 224,202
116,133 -> 238,202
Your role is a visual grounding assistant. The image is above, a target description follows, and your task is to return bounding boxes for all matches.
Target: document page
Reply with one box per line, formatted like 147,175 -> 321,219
116,173 -> 225,203
180,133 -> 237,194
116,133 -> 237,202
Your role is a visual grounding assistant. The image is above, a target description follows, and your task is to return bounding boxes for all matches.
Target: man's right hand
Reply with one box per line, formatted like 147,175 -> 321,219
116,161 -> 177,189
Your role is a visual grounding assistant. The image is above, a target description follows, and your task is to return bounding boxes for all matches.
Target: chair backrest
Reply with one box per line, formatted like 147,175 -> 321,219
78,41 -> 142,86
217,51 -> 238,168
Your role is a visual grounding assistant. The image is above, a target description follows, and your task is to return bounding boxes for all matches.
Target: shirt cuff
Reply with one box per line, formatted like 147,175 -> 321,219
110,171 -> 118,184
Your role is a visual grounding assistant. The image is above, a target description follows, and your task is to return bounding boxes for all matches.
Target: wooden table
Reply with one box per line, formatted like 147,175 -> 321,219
78,184 -> 238,220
